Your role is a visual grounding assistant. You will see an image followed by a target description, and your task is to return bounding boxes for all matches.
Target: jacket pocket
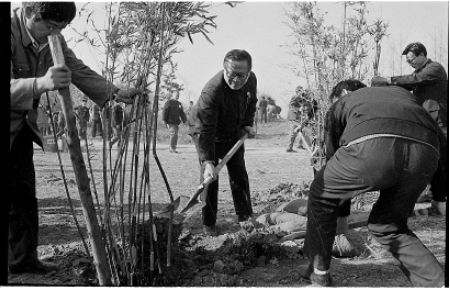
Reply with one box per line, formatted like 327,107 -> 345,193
12,64 -> 31,78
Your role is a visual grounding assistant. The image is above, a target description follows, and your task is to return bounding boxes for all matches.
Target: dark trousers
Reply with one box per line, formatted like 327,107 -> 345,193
77,120 -> 87,139
167,124 -> 179,150
259,110 -> 267,123
91,119 -> 103,137
9,127 -> 39,269
192,137 -> 253,226
305,137 -> 444,287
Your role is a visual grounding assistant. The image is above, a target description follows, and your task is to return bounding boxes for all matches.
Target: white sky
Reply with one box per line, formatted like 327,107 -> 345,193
12,1 -> 449,115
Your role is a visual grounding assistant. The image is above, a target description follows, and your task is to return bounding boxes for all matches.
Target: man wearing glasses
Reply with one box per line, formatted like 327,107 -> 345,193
389,42 -> 448,216
11,2 -> 142,274
188,49 -> 257,236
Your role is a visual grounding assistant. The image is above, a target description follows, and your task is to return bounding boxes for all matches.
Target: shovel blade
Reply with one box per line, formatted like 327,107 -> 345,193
157,197 -> 181,215
182,202 -> 207,223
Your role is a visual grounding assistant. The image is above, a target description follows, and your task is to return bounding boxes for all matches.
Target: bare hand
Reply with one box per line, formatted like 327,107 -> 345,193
37,64 -> 71,92
203,163 -> 216,180
244,126 -> 256,137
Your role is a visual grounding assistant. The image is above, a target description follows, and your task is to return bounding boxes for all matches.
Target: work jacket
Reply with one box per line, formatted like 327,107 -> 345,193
188,70 -> 257,163
11,8 -> 117,149
162,99 -> 187,125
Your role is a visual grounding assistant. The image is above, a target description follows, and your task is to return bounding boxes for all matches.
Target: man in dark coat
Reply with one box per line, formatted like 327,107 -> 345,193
188,49 -> 257,236
390,42 -> 448,214
162,90 -> 187,153
74,98 -> 90,139
258,96 -> 268,123
300,80 -> 446,287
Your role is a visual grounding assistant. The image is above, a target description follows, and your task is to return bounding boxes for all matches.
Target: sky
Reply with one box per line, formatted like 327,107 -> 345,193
12,1 -> 449,116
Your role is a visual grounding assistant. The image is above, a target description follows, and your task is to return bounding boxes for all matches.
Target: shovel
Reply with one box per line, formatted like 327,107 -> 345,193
179,133 -> 249,214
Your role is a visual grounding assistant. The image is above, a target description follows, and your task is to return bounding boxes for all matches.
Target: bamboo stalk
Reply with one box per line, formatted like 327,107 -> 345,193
47,35 -> 112,285
45,92 -> 91,258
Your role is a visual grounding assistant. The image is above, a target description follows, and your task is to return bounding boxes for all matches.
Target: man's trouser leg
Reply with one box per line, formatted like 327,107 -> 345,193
192,135 -> 219,227
168,124 -> 179,150
91,120 -> 98,137
225,144 -> 253,217
287,123 -> 298,149
9,128 -> 39,269
304,138 -> 444,286
430,126 -> 447,202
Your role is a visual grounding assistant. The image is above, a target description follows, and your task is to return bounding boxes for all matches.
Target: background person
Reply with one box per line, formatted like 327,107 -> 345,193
10,2 -> 142,274
301,80 -> 446,287
258,96 -> 268,123
90,104 -> 103,138
188,49 -> 257,236
74,98 -> 89,139
162,89 -> 187,153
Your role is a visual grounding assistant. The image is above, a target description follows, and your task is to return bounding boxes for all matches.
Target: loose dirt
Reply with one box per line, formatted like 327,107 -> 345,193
8,121 -> 446,286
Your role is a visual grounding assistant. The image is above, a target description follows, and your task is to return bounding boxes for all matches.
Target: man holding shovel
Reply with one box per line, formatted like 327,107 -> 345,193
188,49 -> 257,236
10,2 -> 142,274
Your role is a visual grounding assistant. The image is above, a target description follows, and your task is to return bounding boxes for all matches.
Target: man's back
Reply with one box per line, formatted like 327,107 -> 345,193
327,86 -> 441,151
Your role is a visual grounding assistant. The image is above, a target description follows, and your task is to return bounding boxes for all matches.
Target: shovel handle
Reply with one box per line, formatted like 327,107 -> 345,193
215,133 -> 248,174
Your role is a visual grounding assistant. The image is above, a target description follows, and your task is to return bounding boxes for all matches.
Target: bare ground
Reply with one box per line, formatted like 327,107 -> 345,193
8,121 -> 447,286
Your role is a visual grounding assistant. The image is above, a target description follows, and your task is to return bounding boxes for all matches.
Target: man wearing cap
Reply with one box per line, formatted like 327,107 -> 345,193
10,2 -> 142,274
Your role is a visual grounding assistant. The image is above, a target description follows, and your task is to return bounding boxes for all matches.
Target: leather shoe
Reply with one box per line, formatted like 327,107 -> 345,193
203,225 -> 218,236
9,259 -> 58,274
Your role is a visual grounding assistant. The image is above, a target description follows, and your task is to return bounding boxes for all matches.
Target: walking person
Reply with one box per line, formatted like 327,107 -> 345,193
162,90 -> 187,153
188,49 -> 257,236
90,104 -> 103,138
10,2 -> 142,274
74,98 -> 90,139
300,80 -> 446,287
258,96 -> 268,123
110,102 -> 124,147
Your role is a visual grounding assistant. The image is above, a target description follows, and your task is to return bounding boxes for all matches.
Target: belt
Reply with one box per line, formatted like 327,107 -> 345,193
344,133 -> 440,155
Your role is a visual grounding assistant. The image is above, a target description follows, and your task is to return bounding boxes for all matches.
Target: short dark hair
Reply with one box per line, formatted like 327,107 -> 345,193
223,49 -> 252,70
23,2 -> 76,23
402,42 -> 427,57
330,80 -> 366,102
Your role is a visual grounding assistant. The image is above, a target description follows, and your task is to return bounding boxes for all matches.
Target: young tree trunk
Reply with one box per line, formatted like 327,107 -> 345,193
48,35 -> 112,286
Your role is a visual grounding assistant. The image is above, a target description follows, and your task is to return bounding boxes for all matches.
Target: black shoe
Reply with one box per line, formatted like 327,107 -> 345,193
9,259 -> 58,275
310,272 -> 333,287
286,148 -> 296,153
297,145 -> 306,150
203,225 -> 218,236
237,214 -> 252,222
299,263 -> 313,282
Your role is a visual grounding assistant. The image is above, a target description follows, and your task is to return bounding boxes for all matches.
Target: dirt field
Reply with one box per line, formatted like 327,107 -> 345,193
8,120 -> 447,286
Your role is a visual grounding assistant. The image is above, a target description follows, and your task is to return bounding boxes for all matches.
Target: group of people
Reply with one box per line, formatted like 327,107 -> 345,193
256,96 -> 282,123
186,44 -> 447,287
9,2 -> 447,287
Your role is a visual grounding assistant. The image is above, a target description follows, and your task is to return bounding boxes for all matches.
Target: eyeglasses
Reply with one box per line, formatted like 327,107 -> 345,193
223,68 -> 249,81
406,55 -> 417,64
44,20 -> 68,32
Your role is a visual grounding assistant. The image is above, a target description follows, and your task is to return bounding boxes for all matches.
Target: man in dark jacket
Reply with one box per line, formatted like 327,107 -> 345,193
162,90 -> 187,153
10,2 -> 142,274
258,96 -> 268,123
390,42 -> 448,214
300,80 -> 446,287
188,49 -> 257,236
74,98 -> 90,139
